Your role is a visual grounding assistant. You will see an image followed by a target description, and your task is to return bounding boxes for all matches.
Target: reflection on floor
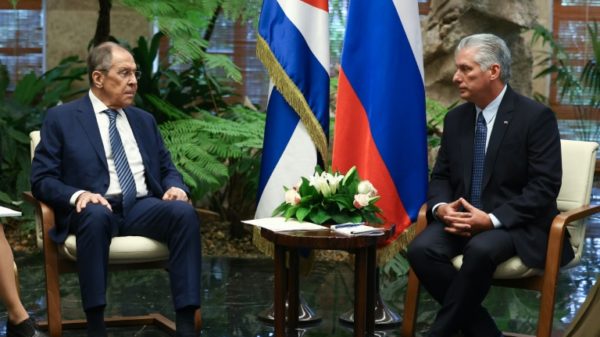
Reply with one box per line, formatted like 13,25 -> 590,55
1,213 -> 599,337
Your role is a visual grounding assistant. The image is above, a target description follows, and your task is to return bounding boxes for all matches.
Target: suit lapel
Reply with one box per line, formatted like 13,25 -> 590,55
75,96 -> 108,170
482,87 -> 515,189
124,108 -> 150,166
124,108 -> 164,196
461,104 -> 477,193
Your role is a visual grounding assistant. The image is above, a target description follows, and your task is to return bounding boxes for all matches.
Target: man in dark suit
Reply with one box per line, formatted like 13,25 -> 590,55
30,42 -> 201,337
407,33 -> 573,337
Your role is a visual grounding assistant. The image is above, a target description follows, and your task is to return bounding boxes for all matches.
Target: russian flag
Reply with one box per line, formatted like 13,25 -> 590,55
255,0 -> 330,219
332,0 -> 428,246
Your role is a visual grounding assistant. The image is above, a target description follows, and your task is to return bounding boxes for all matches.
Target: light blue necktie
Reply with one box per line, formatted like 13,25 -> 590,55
470,112 -> 487,209
105,109 -> 137,215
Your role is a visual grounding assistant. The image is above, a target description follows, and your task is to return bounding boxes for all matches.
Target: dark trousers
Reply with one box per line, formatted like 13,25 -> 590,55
67,197 -> 202,311
407,221 -> 515,337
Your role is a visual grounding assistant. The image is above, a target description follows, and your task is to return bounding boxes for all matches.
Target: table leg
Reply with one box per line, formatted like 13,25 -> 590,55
274,245 -> 286,337
366,245 -> 376,334
288,249 -> 300,335
354,248 -> 367,337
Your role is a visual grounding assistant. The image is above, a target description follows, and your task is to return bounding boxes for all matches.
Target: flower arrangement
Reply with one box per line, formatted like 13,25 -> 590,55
272,166 -> 383,225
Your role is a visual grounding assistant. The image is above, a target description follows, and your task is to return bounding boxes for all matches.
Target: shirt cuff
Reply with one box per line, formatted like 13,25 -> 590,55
489,213 -> 502,228
70,190 -> 86,206
432,202 -> 447,221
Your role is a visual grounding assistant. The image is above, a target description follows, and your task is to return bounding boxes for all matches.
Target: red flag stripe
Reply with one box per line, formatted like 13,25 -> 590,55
333,69 -> 411,245
299,0 -> 328,12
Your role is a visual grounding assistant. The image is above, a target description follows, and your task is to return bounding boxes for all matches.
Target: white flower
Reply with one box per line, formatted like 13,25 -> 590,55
353,193 -> 371,209
309,172 -> 332,197
326,173 -> 344,195
284,189 -> 301,205
357,180 -> 377,196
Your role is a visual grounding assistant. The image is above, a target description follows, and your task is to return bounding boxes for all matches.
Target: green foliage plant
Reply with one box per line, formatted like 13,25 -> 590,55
0,57 -> 87,207
129,32 -> 237,123
531,22 -> 600,141
203,105 -> 265,235
425,98 -> 452,149
157,102 -> 265,224
119,0 -> 260,81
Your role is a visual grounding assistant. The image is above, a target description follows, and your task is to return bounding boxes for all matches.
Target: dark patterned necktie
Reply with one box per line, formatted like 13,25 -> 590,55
470,112 -> 487,209
105,109 -> 137,215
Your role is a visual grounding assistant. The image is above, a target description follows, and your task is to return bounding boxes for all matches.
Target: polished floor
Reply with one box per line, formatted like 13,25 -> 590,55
1,207 -> 599,337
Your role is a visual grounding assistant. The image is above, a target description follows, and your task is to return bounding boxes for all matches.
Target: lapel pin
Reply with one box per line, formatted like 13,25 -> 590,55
504,120 -> 508,125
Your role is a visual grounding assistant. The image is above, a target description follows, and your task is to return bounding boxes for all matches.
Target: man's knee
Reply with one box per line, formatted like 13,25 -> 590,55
165,201 -> 201,233
407,234 -> 428,266
461,239 -> 498,273
75,204 -> 115,236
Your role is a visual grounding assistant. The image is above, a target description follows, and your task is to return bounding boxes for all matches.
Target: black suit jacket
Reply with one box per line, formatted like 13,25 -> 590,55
30,95 -> 189,242
428,86 -> 573,268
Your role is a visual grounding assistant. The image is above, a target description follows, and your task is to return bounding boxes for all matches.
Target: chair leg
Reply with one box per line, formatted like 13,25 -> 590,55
536,276 -> 559,337
195,308 -> 202,331
402,268 -> 421,337
43,245 -> 63,337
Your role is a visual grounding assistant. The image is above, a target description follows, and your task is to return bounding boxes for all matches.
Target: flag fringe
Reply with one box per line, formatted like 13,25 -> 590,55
376,222 -> 416,266
252,226 -> 274,257
256,35 -> 329,164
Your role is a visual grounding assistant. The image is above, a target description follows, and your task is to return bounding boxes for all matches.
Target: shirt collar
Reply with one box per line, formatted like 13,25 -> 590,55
88,90 -> 124,116
475,84 -> 507,122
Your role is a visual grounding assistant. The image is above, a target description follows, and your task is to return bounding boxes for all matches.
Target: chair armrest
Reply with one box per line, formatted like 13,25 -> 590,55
544,204 -> 600,280
546,204 -> 600,260
414,203 -> 429,235
22,192 -> 56,247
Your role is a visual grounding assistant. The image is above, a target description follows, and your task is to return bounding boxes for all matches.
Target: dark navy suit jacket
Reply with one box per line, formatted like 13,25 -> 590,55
428,86 -> 574,268
30,94 -> 189,243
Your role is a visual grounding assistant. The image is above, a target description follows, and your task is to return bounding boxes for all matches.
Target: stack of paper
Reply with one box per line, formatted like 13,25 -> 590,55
242,217 -> 327,232
0,206 -> 21,218
330,223 -> 385,236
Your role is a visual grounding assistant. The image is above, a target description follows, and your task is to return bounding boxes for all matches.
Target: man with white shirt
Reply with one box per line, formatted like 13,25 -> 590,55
407,34 -> 573,337
30,42 -> 201,337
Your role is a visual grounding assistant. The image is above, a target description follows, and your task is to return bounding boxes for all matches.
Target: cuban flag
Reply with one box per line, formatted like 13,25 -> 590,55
255,0 -> 330,219
332,0 -> 428,246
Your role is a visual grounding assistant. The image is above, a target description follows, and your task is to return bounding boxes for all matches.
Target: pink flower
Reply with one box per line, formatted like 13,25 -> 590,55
357,180 -> 377,196
284,189 -> 301,205
353,193 -> 371,209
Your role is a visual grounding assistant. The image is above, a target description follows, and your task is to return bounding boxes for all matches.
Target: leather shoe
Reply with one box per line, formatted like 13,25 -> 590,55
6,317 -> 48,337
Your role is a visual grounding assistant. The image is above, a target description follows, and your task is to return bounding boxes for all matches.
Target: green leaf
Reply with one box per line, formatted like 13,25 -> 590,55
329,194 -> 353,209
310,208 -> 331,225
271,202 -> 289,217
296,206 -> 311,222
284,205 -> 299,219
341,166 -> 357,186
